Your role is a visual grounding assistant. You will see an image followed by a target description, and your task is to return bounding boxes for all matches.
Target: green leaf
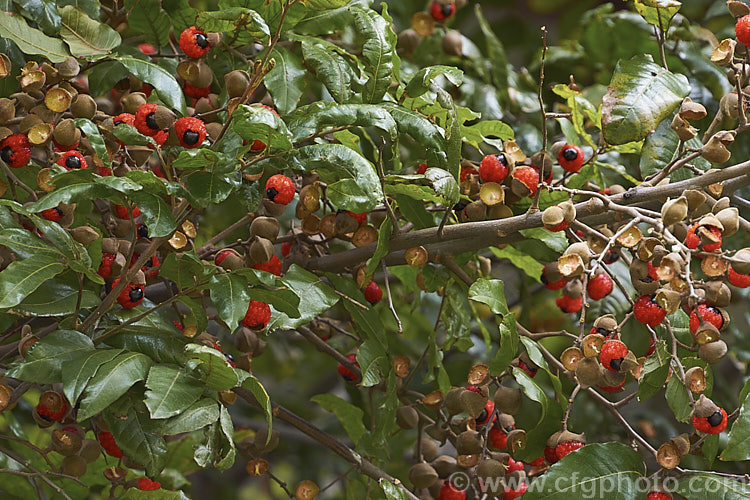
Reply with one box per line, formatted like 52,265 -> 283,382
58,5 -> 121,57
0,11 -> 70,62
18,0 -> 61,35
185,344 -> 239,391
116,56 -> 187,114
16,276 -> 100,317
194,405 -> 235,470
602,55 -> 690,145
4,330 -> 93,384
209,273 -> 250,330
357,339 -> 388,387
112,123 -> 156,146
424,168 -> 459,206
300,38 -> 356,103
634,0 -> 681,30
233,104 -> 293,150
462,119 -> 515,151
62,348 -> 124,405
302,0 -> 349,9
721,392 -> 750,461
195,8 -> 269,41
74,118 -> 111,168
637,339 -> 669,401
520,227 -> 569,253
0,228 -> 61,259
105,404 -> 167,477
522,442 -> 646,500
160,252 -> 208,291
435,87 -> 462,182
491,246 -> 543,281
104,331 -> 189,366
129,192 -> 177,238
365,218 -> 393,276
263,46 -> 305,114
382,103 -> 446,166
404,65 -> 463,99
675,473 -> 750,499
0,255 -> 66,309
490,317 -> 518,375
240,373 -> 273,434
474,4 -> 509,99
144,365 -> 204,419
267,265 -> 339,330
350,5 -> 396,103
165,398 -> 221,435
512,366 -> 562,461
78,352 -> 153,420
468,278 -> 509,315
246,287 -> 300,319
183,171 -> 236,206
311,393 -> 368,445
288,101 -> 397,142
163,0 -> 196,34
125,0 -> 170,47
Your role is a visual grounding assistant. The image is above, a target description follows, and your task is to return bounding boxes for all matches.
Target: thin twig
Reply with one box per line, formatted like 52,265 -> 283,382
381,262 -> 402,334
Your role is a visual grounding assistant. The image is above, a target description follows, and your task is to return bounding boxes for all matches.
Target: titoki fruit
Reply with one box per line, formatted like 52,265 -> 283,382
134,103 -> 161,137
527,456 -> 545,467
513,166 -> 539,196
587,273 -> 613,300
544,445 -> 559,464
0,133 -> 31,168
736,15 -> 750,45
646,493 -> 671,500
337,353 -> 359,382
347,211 -> 367,226
138,478 -> 161,491
36,392 -> 67,422
556,293 -> 582,313
685,222 -> 722,252
689,304 -> 724,334
114,204 -> 141,219
728,267 -> 750,288
600,340 -> 628,372
253,254 -> 282,276
507,457 -> 524,473
41,207 -> 64,222
531,163 -> 553,184
692,408 -> 728,434
114,279 -> 145,309
141,255 -> 160,279
558,143 -> 585,172
460,165 -> 477,182
137,223 -> 149,238
430,1 -> 456,22
364,281 -> 383,304
57,151 -> 87,170
280,241 -> 292,257
179,26 -> 210,58
437,480 -> 466,500
175,117 -> 207,149
97,431 -> 124,458
98,253 -> 116,279
183,82 -> 211,99
475,400 -> 496,426
518,359 -> 537,377
489,426 -> 508,449
249,105 -> 280,151
242,300 -> 271,330
556,440 -> 585,460
265,174 -> 295,205
541,267 -> 566,290
479,153 -> 510,183
112,113 -> 136,146
633,295 -> 667,326
504,482 -> 527,500
150,129 -> 168,148
416,162 -> 428,174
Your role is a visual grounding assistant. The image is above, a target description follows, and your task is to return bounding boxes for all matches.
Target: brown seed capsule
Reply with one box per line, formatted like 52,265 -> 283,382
702,132 -> 733,163
51,428 -> 83,456
561,346 -> 584,371
507,429 -> 527,453
459,389 -> 487,419
479,182 -> 504,206
53,118 -> 81,147
416,437 -> 439,462
557,253 -> 584,278
703,280 -> 731,307
45,87 -> 72,113
456,430 -> 483,455
295,480 -> 319,500
60,455 -> 87,477
225,70 -> 250,98
442,30 -> 463,56
493,386 -> 521,415
352,224 -> 378,247
670,113 -> 697,141
693,394 -> 720,418
422,390 -> 444,410
684,367 -> 706,394
467,363 -> 489,386
575,357 -> 603,388
397,28 -> 420,54
216,248 -> 244,271
698,340 -> 727,364
476,459 -> 505,493
661,197 -> 688,226
396,405 -> 420,429
431,455 -> 457,478
425,423 -> 448,443
0,98 -> 15,125
409,462 -> 439,489
542,205 -> 565,228
657,442 -> 681,469
249,237 -> 275,265
411,12 -> 435,37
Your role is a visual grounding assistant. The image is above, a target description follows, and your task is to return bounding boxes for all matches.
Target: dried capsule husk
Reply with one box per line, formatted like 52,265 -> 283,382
593,314 -> 617,333
20,69 -> 46,93
249,216 -> 280,242
233,326 -> 260,353
154,105 -> 176,130
71,93 -> 97,119
563,278 -> 583,299
720,92 -> 741,120
408,463 -> 439,489
716,207 -> 739,236
479,182 -> 505,206
575,357 -> 603,388
657,442 -> 681,470
582,333 -> 605,359
658,252 -> 685,281
559,200 -> 576,221
249,237 -> 274,265
702,132 -> 732,163
352,224 -> 378,247
731,248 -> 750,274
670,113 -> 697,141
561,346 -> 584,371
564,242 -> 591,265
477,459 -> 505,493
636,237 -> 661,262
431,455 -> 457,478
542,205 -> 565,227
729,0 -> 750,17
0,98 -> 15,125
701,254 -> 728,277
684,367 -> 706,394
464,200 -> 487,221
216,248 -> 244,271
661,197 -> 688,226
493,385 -> 521,415
616,225 -> 643,248
444,387 -> 464,415
679,97 -> 707,121
456,430 -> 483,455
693,394 -> 720,418
294,480 -> 319,500
396,405 -> 419,430
53,118 -> 81,147
52,428 -> 83,456
683,189 -> 707,212
703,280 -> 731,307
557,253 -> 584,278
698,340 -> 728,364
655,288 -> 682,315
542,261 -> 564,284
422,390 -> 444,410
467,363 -> 490,386
693,321 -> 721,345
459,388 -> 487,418
425,423 -> 448,444
506,429 -> 526,453
298,183 -> 321,212
441,30 -> 463,56
334,211 -> 359,236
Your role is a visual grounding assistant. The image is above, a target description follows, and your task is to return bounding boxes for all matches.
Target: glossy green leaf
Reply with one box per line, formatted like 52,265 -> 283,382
288,101 -> 397,142
721,392 -> 750,461
490,316 -> 518,375
125,0 -> 170,47
105,403 -> 167,477
263,46 -> 306,114
357,339 -> 388,387
18,0 -> 61,35
267,265 -> 339,330
74,118 -> 111,168
675,473 -> 750,499
4,330 -> 94,384
469,278 -> 509,315
435,87 -> 462,181
62,348 -> 123,405
112,123 -> 156,146
116,56 -> 186,114
240,373 -> 273,434
382,103 -> 447,166
209,273 -> 250,330
462,119 -> 515,151
185,344 -> 239,391
195,8 -> 269,40
637,340 -> 669,401
424,167 -> 459,206
15,276 -> 100,316
634,0 -> 680,30
0,255 -> 66,309
602,55 -> 690,145
160,252 -> 208,291
233,104 -> 293,150
351,5 -> 396,103
145,365 -> 204,419
163,0 -> 196,34
364,218 -> 393,276
0,228 -> 61,260
78,352 -> 152,420
311,393 -> 368,445
183,171 -> 236,206
194,405 -> 235,470
129,192 -> 177,237
0,11 -> 70,62
104,331 -> 189,365
301,38 -> 356,103
165,398 -> 221,435
246,287 -> 300,319
404,65 -> 463,99
520,227 -> 569,253
58,5 -> 121,57
491,246 -> 543,281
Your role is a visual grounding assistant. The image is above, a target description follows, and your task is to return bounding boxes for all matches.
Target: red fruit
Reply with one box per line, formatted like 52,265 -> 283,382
53,137 -> 80,152
689,304 -> 724,334
504,481 -> 527,500
56,151 -> 87,170
0,133 -> 31,168
646,493 -> 671,500
531,163 -> 553,184
364,281 -> 382,304
555,440 -> 585,460
437,481 -> 466,500
541,268 -> 566,290
134,103 -> 161,137
141,255 -> 160,279
599,379 -> 626,392
115,280 -> 145,309
476,400 -> 495,426
173,320 -> 184,331
250,139 -> 266,152
728,267 -> 750,288
736,15 -> 750,45
430,1 -> 456,22
347,211 -> 367,226
183,82 -> 211,99
416,162 -> 428,174
253,254 -> 282,276
98,167 -> 112,177
150,129 -> 168,149
692,408 -> 728,434
460,166 -> 477,182
527,456 -> 545,467
175,117 -> 207,149
179,26 -> 210,58
138,43 -> 156,55
646,337 -> 656,357
647,261 -> 659,281
506,457 -> 524,473
138,478 -> 161,490
242,300 -> 271,330
685,222 -> 722,252
97,431 -> 124,458
113,113 -> 135,127
280,241 -> 292,257
513,166 -> 539,196
114,204 -> 141,219
546,221 -> 569,232
98,253 -> 116,279
36,398 -> 67,422
489,427 -> 508,449
587,273 -> 613,300
544,445 -> 559,464
265,174 -> 295,205
556,293 -> 582,313
600,340 -> 628,372
633,295 -> 667,326
518,359 -> 537,378
479,154 -> 510,183
41,207 -> 64,222
337,353 -> 359,382
557,143 -> 585,172
465,385 -> 482,394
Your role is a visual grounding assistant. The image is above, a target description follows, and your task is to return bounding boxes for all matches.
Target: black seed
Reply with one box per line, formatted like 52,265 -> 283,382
505,426 -> 514,432
145,257 -> 155,268
225,353 -> 234,362
54,208 -> 64,218
453,201 -> 467,212
146,112 -> 158,130
441,4 -> 453,16
195,32 -> 209,49
708,410 -> 723,427
138,224 -> 149,238
609,358 -> 623,371
642,277 -> 654,283
65,155 -> 81,169
182,130 -> 200,146
267,187 -> 279,201
595,327 -> 609,336
128,288 -> 144,302
1,146 -> 12,163
496,153 -> 508,166
562,147 -> 578,161
476,409 -> 488,423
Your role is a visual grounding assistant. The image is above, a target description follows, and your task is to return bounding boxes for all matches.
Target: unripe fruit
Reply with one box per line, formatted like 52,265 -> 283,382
51,428 -> 82,456
442,30 -> 463,56
60,455 -> 87,477
396,405 -> 419,429
409,462 -> 439,489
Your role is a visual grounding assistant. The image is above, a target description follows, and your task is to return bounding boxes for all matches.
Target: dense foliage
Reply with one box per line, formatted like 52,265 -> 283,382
0,0 -> 750,499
